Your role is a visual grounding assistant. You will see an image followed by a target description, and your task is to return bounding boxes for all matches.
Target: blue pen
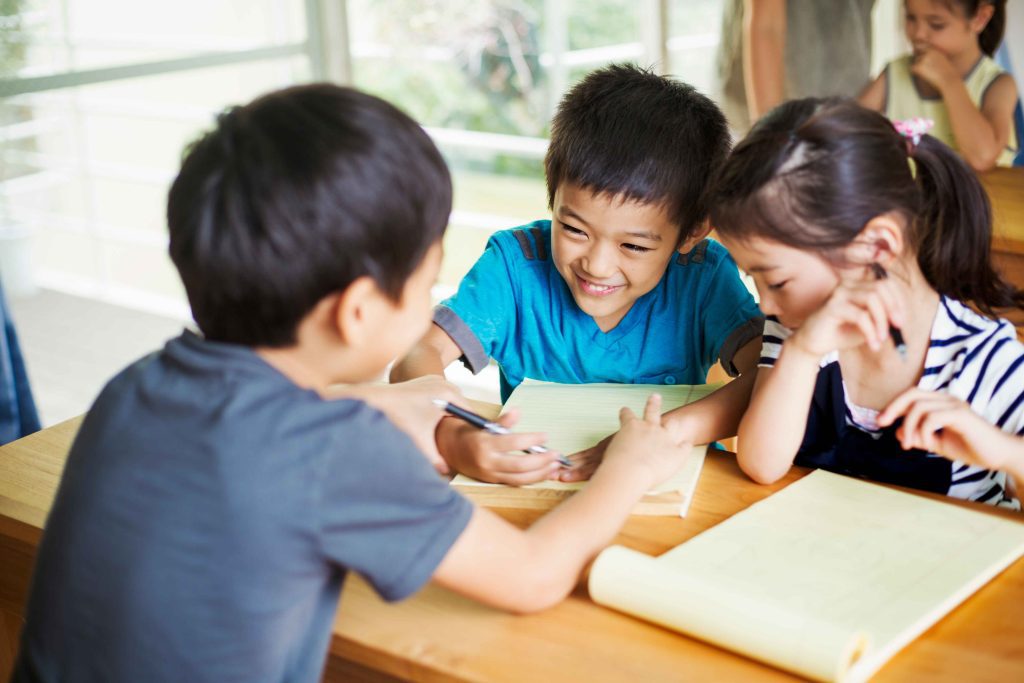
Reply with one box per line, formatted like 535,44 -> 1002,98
432,399 -> 572,468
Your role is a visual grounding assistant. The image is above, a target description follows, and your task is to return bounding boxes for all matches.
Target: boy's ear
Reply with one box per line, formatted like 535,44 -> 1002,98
332,276 -> 385,346
676,219 -> 713,255
848,213 -> 905,268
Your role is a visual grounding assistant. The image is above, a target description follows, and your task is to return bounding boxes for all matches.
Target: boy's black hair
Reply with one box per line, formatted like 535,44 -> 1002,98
544,63 -> 730,244
167,83 -> 452,347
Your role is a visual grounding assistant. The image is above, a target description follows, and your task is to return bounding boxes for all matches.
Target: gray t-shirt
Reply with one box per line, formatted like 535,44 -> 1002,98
13,331 -> 473,683
717,0 -> 875,133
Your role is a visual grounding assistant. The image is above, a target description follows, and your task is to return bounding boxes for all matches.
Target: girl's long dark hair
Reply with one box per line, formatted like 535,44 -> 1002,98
710,98 -> 1024,316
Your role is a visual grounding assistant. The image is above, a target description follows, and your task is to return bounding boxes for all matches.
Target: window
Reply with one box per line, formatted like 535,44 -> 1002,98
1,0 -> 727,313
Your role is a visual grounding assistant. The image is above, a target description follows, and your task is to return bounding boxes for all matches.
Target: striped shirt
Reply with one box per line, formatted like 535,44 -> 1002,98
759,297 -> 1022,509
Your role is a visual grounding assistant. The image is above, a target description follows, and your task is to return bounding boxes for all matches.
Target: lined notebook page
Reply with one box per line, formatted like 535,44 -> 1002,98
452,380 -> 719,506
589,470 -> 1024,682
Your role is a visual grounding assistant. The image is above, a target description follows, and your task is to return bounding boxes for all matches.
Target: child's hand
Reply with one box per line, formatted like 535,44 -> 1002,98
789,278 -> 904,358
326,376 -> 460,475
436,408 -> 564,485
878,389 -> 1014,472
598,394 -> 693,488
911,48 -> 959,92
557,434 -> 612,483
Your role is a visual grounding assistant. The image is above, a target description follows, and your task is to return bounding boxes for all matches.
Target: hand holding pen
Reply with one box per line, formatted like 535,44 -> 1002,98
870,263 -> 908,360
433,400 -> 572,467
433,400 -> 573,484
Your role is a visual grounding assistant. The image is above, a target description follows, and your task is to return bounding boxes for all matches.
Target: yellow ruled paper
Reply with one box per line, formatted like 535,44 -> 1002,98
589,470 -> 1024,682
452,380 -> 721,516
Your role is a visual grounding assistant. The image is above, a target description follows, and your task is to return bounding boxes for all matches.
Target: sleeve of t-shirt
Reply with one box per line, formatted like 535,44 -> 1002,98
432,233 -> 518,375
316,402 -> 473,602
699,249 -> 765,376
970,328 -> 1024,436
758,316 -> 793,368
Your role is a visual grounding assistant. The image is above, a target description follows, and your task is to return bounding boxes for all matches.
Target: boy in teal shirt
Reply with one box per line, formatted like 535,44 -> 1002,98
392,64 -> 763,484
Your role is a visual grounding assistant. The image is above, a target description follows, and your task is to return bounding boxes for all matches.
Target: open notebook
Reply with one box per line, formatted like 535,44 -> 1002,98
451,380 -> 720,517
589,470 -> 1024,682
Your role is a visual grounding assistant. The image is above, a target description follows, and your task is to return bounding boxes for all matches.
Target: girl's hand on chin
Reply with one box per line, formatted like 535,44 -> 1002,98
788,279 -> 904,357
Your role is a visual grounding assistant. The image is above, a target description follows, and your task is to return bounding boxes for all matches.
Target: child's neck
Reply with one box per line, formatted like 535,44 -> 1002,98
256,346 -> 336,394
950,43 -> 984,78
256,325 -> 373,394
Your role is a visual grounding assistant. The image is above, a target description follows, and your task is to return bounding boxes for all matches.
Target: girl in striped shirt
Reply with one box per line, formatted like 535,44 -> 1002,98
711,98 -> 1024,508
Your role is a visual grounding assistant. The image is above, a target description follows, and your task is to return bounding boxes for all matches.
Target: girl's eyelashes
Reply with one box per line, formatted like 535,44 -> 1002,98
767,280 -> 790,291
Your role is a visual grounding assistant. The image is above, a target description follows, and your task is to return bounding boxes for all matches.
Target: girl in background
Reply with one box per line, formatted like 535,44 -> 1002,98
860,0 -> 1018,170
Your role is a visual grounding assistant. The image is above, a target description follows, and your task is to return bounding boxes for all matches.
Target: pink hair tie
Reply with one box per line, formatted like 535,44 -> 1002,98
893,117 -> 934,146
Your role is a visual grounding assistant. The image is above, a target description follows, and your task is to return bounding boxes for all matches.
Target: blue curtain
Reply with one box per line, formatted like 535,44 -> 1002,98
995,43 -> 1024,167
0,280 -> 41,444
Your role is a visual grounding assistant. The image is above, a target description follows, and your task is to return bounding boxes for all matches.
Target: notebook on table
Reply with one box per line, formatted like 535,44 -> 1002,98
451,380 -> 721,517
588,469 -> 1024,682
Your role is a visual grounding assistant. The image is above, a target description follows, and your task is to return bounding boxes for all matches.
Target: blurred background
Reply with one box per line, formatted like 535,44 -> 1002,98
0,0 -> 962,424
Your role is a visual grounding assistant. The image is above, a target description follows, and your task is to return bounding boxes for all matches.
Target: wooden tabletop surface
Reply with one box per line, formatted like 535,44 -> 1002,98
982,167 -> 1024,253
1,415 -> 1022,682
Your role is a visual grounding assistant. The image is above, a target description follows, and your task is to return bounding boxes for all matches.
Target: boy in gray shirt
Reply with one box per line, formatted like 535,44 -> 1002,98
12,84 -> 691,683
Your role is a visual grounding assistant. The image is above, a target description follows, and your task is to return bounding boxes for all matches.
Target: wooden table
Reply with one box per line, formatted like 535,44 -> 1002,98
2,417 -> 1023,682
982,167 -> 1024,332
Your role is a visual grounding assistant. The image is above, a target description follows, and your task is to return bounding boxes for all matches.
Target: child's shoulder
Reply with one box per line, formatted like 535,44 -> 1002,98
485,219 -> 552,264
885,53 -> 914,69
932,297 -> 1019,346
666,237 -> 745,283
930,297 -> 1024,386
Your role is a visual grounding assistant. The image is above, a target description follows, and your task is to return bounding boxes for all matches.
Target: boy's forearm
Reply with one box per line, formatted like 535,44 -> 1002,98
389,345 -> 446,382
662,370 -> 757,445
737,346 -> 818,484
440,460 -> 654,614
513,463 -> 654,608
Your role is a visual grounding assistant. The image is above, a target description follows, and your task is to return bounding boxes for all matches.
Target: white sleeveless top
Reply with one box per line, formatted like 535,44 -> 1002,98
884,54 -> 1018,167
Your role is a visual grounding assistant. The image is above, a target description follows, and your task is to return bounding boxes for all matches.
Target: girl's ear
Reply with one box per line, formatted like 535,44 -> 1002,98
848,212 -> 906,268
676,219 -> 713,255
970,2 -> 995,34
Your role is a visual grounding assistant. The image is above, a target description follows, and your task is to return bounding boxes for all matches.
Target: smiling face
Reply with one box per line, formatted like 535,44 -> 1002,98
550,182 -> 692,332
903,0 -> 988,61
718,235 -> 842,330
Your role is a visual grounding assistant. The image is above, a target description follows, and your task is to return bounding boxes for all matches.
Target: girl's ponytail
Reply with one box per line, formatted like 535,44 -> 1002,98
912,135 -> 1024,314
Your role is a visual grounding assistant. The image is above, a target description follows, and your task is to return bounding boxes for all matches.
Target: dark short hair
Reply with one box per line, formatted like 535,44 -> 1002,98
544,63 -> 730,244
167,83 -> 452,347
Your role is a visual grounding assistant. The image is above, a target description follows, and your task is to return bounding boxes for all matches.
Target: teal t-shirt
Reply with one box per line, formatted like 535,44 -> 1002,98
435,220 -> 763,402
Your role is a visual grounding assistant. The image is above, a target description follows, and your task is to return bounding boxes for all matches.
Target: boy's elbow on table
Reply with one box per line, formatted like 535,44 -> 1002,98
501,573 -> 574,615
468,559 -> 574,615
